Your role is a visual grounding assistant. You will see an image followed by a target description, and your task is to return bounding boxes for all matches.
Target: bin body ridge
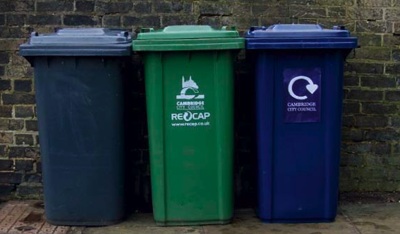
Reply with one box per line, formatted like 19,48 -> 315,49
256,50 -> 344,222
144,51 -> 234,225
36,57 -> 126,225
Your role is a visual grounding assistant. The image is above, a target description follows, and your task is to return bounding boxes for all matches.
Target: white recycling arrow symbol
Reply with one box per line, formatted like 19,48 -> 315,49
288,75 -> 319,100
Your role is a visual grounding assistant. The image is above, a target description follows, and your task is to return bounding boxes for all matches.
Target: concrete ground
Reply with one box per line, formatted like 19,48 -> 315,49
1,200 -> 400,234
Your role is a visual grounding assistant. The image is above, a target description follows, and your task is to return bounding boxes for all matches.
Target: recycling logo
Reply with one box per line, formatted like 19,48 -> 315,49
171,75 -> 211,127
288,76 -> 319,100
176,76 -> 205,100
284,68 -> 321,123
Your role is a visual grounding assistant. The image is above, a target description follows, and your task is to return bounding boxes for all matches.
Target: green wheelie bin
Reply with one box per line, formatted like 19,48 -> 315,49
133,25 -> 244,226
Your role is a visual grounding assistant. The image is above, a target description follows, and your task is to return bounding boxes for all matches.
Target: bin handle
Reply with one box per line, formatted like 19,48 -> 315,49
249,26 -> 267,32
333,25 -> 346,30
118,31 -> 131,39
221,26 -> 237,31
141,28 -> 154,33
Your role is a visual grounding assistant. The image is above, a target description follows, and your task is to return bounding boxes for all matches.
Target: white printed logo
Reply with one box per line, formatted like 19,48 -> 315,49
288,75 -> 319,100
171,76 -> 210,127
171,111 -> 211,122
176,76 -> 205,100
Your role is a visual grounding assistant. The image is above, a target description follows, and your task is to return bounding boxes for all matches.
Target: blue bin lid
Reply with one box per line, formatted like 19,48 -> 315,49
245,24 -> 358,49
19,28 -> 132,56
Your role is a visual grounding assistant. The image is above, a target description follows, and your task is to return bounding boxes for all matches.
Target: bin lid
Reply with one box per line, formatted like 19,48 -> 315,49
19,28 -> 132,56
132,25 -> 244,51
245,24 -> 358,49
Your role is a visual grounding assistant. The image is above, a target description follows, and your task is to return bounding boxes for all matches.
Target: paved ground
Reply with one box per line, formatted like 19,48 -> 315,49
1,200 -> 400,233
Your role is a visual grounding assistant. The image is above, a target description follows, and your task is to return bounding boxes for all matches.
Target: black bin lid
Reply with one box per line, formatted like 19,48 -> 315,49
245,24 -> 358,49
19,28 -> 132,56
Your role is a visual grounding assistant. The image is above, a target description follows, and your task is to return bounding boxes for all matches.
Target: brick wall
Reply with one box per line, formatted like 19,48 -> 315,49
341,0 -> 400,191
0,0 -> 399,209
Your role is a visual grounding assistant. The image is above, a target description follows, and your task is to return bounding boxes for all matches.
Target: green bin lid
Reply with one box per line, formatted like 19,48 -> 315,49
132,25 -> 244,51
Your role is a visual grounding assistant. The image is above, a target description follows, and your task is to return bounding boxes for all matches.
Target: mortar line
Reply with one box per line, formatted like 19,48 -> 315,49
339,205 -> 363,234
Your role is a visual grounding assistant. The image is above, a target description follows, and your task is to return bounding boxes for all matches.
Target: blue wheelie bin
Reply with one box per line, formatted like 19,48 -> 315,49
245,24 -> 357,223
